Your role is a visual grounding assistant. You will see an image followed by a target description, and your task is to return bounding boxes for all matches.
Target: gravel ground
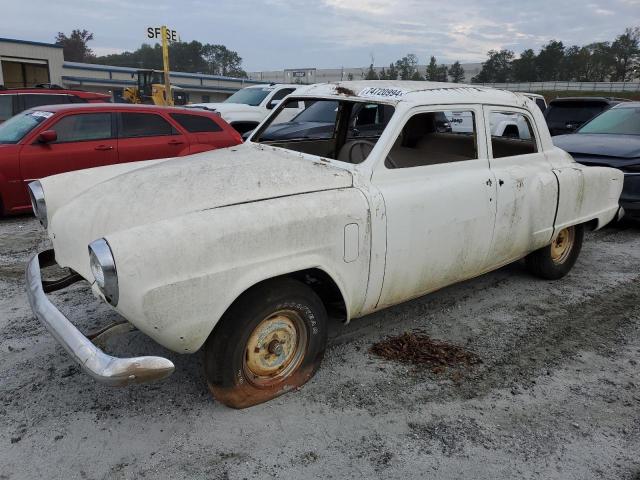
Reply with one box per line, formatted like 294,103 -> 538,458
1,215 -> 639,480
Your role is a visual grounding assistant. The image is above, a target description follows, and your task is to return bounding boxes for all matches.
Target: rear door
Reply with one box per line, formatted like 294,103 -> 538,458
19,111 -> 117,188
483,106 -> 557,267
169,113 -> 239,153
116,111 -> 189,162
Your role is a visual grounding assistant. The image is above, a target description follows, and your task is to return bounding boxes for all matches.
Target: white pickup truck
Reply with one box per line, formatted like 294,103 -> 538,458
190,84 -> 303,134
26,81 -> 623,409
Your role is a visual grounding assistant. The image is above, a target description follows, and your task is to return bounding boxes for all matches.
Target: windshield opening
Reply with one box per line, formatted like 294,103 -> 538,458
0,110 -> 52,144
223,87 -> 272,106
578,107 -> 640,135
252,98 -> 396,164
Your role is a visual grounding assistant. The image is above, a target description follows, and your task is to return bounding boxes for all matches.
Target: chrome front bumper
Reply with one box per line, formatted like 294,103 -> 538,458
26,250 -> 175,386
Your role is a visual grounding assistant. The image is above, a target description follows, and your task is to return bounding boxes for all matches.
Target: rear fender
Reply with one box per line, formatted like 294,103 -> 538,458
553,165 -> 624,233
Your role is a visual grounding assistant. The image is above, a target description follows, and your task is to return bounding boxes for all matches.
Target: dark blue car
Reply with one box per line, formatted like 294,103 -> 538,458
553,102 -> 640,220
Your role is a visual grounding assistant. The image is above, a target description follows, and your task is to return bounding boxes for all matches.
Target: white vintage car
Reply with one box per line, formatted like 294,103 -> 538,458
189,83 -> 303,135
26,81 -> 624,409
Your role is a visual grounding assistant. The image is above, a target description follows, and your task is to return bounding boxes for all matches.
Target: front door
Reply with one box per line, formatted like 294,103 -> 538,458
372,105 -> 497,309
19,111 -> 117,192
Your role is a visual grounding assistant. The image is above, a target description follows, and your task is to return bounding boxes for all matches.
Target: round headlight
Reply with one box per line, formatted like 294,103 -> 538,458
88,238 -> 119,306
27,181 -> 47,228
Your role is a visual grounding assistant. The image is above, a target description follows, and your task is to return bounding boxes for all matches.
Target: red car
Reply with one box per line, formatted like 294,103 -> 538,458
0,103 -> 243,215
0,85 -> 111,123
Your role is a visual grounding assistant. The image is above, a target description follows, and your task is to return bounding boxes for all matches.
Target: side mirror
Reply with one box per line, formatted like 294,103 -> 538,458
266,99 -> 281,110
38,130 -> 57,144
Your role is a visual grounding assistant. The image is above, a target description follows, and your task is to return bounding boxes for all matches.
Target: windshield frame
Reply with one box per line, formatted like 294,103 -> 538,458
577,106 -> 640,136
248,95 -> 398,168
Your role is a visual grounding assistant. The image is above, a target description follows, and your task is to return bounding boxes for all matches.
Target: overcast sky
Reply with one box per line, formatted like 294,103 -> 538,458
3,0 -> 640,71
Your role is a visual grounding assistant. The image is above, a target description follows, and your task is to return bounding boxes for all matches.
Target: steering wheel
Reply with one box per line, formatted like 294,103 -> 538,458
338,140 -> 397,167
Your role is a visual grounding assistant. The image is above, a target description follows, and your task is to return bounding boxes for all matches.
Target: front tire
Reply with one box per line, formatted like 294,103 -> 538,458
526,224 -> 584,280
204,278 -> 328,409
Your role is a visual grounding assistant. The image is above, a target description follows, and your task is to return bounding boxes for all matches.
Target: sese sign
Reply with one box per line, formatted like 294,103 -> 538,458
147,27 -> 178,42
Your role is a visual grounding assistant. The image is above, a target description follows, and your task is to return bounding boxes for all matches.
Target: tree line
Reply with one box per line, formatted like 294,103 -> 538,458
55,30 -> 248,78
472,27 -> 639,83
362,54 -> 466,82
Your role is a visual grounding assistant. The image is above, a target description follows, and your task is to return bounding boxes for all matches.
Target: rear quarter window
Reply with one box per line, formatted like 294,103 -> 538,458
0,95 -> 14,121
170,113 -> 222,133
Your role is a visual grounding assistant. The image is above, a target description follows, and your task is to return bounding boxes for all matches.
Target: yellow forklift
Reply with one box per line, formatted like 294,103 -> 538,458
123,69 -> 188,106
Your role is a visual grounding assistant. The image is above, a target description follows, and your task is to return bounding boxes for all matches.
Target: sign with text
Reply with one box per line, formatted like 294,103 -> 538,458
147,27 -> 178,42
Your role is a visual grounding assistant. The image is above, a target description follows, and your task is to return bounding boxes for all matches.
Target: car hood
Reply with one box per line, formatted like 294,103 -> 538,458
45,143 -> 353,274
553,134 -> 640,161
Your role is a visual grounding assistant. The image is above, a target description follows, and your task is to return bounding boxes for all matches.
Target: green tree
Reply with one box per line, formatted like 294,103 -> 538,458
512,49 -> 537,81
365,63 -> 378,80
395,54 -> 419,80
55,29 -> 95,62
426,56 -> 439,81
202,44 -> 246,77
536,40 -> 565,81
472,50 -> 514,83
378,67 -> 387,80
610,27 -> 640,81
449,61 -> 465,83
386,62 -> 399,80
436,64 -> 448,82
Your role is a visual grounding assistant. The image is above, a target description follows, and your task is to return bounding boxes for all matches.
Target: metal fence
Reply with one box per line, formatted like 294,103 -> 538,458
473,81 -> 640,93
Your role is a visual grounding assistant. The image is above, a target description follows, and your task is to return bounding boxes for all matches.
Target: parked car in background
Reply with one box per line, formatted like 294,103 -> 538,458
517,92 -> 547,112
0,84 -> 111,123
0,103 -> 242,215
189,84 -> 303,134
544,97 -> 629,136
26,81 -> 622,409
553,102 -> 640,220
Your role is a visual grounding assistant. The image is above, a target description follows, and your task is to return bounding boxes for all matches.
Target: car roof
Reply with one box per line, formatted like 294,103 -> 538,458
22,103 -> 215,114
291,80 -> 533,108
245,83 -> 300,89
612,101 -> 640,108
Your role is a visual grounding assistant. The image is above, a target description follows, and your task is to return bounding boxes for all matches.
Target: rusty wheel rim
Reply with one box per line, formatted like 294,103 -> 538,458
551,227 -> 575,264
243,310 -> 307,387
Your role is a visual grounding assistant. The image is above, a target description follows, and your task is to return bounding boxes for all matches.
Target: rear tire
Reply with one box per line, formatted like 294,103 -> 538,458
204,278 -> 328,409
525,224 -> 584,280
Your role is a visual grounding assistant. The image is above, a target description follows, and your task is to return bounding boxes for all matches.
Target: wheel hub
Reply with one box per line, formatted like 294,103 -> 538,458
244,311 -> 307,385
551,227 -> 575,264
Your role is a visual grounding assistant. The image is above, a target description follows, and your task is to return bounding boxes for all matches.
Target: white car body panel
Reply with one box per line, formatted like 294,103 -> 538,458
38,80 -> 624,354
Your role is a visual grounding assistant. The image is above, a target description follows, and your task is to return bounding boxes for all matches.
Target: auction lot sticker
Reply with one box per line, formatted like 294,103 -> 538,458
359,87 -> 407,100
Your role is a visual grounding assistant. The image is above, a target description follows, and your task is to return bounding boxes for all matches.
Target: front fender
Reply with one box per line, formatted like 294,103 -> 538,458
105,188 -> 371,353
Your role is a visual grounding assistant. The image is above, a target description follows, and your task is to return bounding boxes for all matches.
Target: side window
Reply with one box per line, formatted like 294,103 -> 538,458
119,112 -> 177,138
68,95 -> 88,104
170,113 -> 222,133
489,111 -> 538,158
386,110 -> 478,169
22,94 -> 70,110
0,95 -> 14,121
271,88 -> 295,102
271,88 -> 298,109
51,113 -> 113,142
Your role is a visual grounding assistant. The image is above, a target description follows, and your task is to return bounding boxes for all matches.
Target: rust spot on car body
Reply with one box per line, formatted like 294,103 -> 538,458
335,86 -> 356,96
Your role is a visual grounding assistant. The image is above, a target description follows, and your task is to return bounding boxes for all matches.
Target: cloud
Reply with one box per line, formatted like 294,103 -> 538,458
1,0 -> 638,70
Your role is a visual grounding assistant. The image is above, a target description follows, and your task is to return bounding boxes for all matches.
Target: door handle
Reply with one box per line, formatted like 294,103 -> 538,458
95,145 -> 113,151
168,140 -> 184,145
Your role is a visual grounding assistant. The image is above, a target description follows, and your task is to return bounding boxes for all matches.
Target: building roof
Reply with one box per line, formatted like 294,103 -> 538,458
0,37 -> 62,49
295,80 -> 528,107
